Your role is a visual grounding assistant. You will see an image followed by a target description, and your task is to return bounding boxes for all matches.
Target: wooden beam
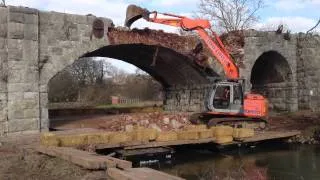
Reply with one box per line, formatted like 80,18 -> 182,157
36,146 -> 132,170
107,168 -> 185,180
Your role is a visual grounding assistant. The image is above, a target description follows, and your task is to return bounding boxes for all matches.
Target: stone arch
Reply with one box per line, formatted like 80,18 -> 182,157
82,44 -> 210,87
250,51 -> 295,111
41,43 -> 211,129
250,51 -> 293,87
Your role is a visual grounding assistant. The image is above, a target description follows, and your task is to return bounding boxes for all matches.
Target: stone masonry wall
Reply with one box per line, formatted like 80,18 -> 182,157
251,82 -> 298,111
0,7 -> 8,135
6,6 -> 40,134
164,84 -> 213,112
297,34 -> 320,110
242,31 -> 298,112
38,11 -> 112,130
0,6 -> 112,135
0,5 -> 320,134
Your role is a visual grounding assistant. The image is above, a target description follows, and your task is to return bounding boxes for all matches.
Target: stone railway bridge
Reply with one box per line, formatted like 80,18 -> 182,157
0,6 -> 319,135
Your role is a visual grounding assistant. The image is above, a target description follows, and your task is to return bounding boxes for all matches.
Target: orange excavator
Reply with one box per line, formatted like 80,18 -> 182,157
125,5 -> 268,129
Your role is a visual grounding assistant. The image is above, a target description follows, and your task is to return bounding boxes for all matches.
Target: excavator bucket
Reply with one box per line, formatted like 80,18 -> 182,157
125,4 -> 150,28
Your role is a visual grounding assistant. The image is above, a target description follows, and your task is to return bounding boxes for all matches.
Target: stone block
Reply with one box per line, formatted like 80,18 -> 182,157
39,12 -> 50,25
24,24 -> 38,40
7,70 -> 22,83
8,38 -> 23,49
18,67 -> 39,82
0,24 -> 7,38
0,106 -> 8,122
49,12 -> 65,24
0,8 -> 8,24
9,12 -> 25,23
0,38 -> 5,49
8,61 -> 26,70
66,14 -> 86,24
40,116 -> 49,130
69,27 -> 79,41
24,14 -> 38,24
8,108 -> 24,119
24,108 -> 40,119
23,92 -> 38,99
41,107 -> 48,121
7,83 -> 38,92
21,99 -> 39,109
8,118 -> 39,133
8,48 -> 23,61
0,121 -> 8,136
8,22 -> 24,39
23,40 -> 38,62
0,93 -> 6,100
9,6 -> 38,14
51,47 -> 63,55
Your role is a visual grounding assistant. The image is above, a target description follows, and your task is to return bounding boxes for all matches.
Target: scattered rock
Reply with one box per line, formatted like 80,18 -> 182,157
182,117 -> 188,123
170,119 -> 182,129
140,119 -> 149,126
125,124 -> 134,132
163,117 -> 170,125
149,123 -> 162,132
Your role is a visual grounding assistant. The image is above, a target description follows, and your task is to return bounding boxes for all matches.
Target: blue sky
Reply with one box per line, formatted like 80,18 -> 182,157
5,0 -> 319,72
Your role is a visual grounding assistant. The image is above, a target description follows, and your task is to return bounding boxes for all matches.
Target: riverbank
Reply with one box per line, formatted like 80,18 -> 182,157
268,110 -> 320,144
0,110 -> 319,179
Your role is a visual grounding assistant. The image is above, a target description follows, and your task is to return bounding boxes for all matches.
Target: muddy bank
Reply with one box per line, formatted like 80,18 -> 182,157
268,110 -> 320,144
0,135 -> 102,180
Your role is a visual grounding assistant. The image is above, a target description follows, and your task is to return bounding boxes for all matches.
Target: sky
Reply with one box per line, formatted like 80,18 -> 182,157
5,0 -> 319,73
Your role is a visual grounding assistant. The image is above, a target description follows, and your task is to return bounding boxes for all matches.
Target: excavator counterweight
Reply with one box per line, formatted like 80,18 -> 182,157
125,4 -> 150,28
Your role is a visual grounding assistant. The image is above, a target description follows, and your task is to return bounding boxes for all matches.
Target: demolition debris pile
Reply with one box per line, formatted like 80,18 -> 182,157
97,112 -> 192,132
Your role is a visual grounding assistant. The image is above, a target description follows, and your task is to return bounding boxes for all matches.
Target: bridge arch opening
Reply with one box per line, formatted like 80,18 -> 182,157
46,43 -> 212,130
250,51 -> 293,111
47,57 -> 164,130
82,44 -> 211,87
251,51 -> 292,86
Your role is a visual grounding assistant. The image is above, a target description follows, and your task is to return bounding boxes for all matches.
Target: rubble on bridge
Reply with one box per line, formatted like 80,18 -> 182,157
107,27 -> 246,77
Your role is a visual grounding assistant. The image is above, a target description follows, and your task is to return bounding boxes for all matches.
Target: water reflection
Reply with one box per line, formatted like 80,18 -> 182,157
159,144 -> 320,180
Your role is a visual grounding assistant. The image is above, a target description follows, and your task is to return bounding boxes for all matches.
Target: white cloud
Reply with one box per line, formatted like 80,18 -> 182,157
152,0 -> 196,6
310,0 -> 320,5
6,0 -> 130,26
6,0 -> 188,33
274,0 -> 305,11
255,16 -> 318,33
274,0 -> 320,11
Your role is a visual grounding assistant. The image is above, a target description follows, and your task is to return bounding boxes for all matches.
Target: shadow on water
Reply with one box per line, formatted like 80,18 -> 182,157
156,142 -> 320,180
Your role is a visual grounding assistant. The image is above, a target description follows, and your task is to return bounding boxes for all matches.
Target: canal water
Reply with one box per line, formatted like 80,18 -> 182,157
156,143 -> 320,180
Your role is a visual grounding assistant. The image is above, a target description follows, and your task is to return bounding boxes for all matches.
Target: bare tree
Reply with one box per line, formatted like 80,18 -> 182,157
68,58 -> 108,86
198,0 -> 264,32
0,0 -> 5,6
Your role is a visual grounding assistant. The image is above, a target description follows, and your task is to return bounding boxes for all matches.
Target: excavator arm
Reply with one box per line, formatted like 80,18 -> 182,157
125,5 -> 239,79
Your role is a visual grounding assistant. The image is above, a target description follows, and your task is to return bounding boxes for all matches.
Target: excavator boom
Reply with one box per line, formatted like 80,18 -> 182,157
124,4 -> 239,79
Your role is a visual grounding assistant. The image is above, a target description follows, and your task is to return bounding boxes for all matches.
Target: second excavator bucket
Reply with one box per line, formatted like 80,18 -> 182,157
125,4 -> 150,28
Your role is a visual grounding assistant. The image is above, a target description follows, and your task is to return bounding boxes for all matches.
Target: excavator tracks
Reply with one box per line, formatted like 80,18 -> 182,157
189,113 -> 268,130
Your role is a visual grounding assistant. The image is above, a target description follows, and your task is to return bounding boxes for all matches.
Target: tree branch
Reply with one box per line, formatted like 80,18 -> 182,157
307,19 -> 320,34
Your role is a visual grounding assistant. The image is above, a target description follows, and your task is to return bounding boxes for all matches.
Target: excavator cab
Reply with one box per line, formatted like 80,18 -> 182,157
207,81 -> 243,114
